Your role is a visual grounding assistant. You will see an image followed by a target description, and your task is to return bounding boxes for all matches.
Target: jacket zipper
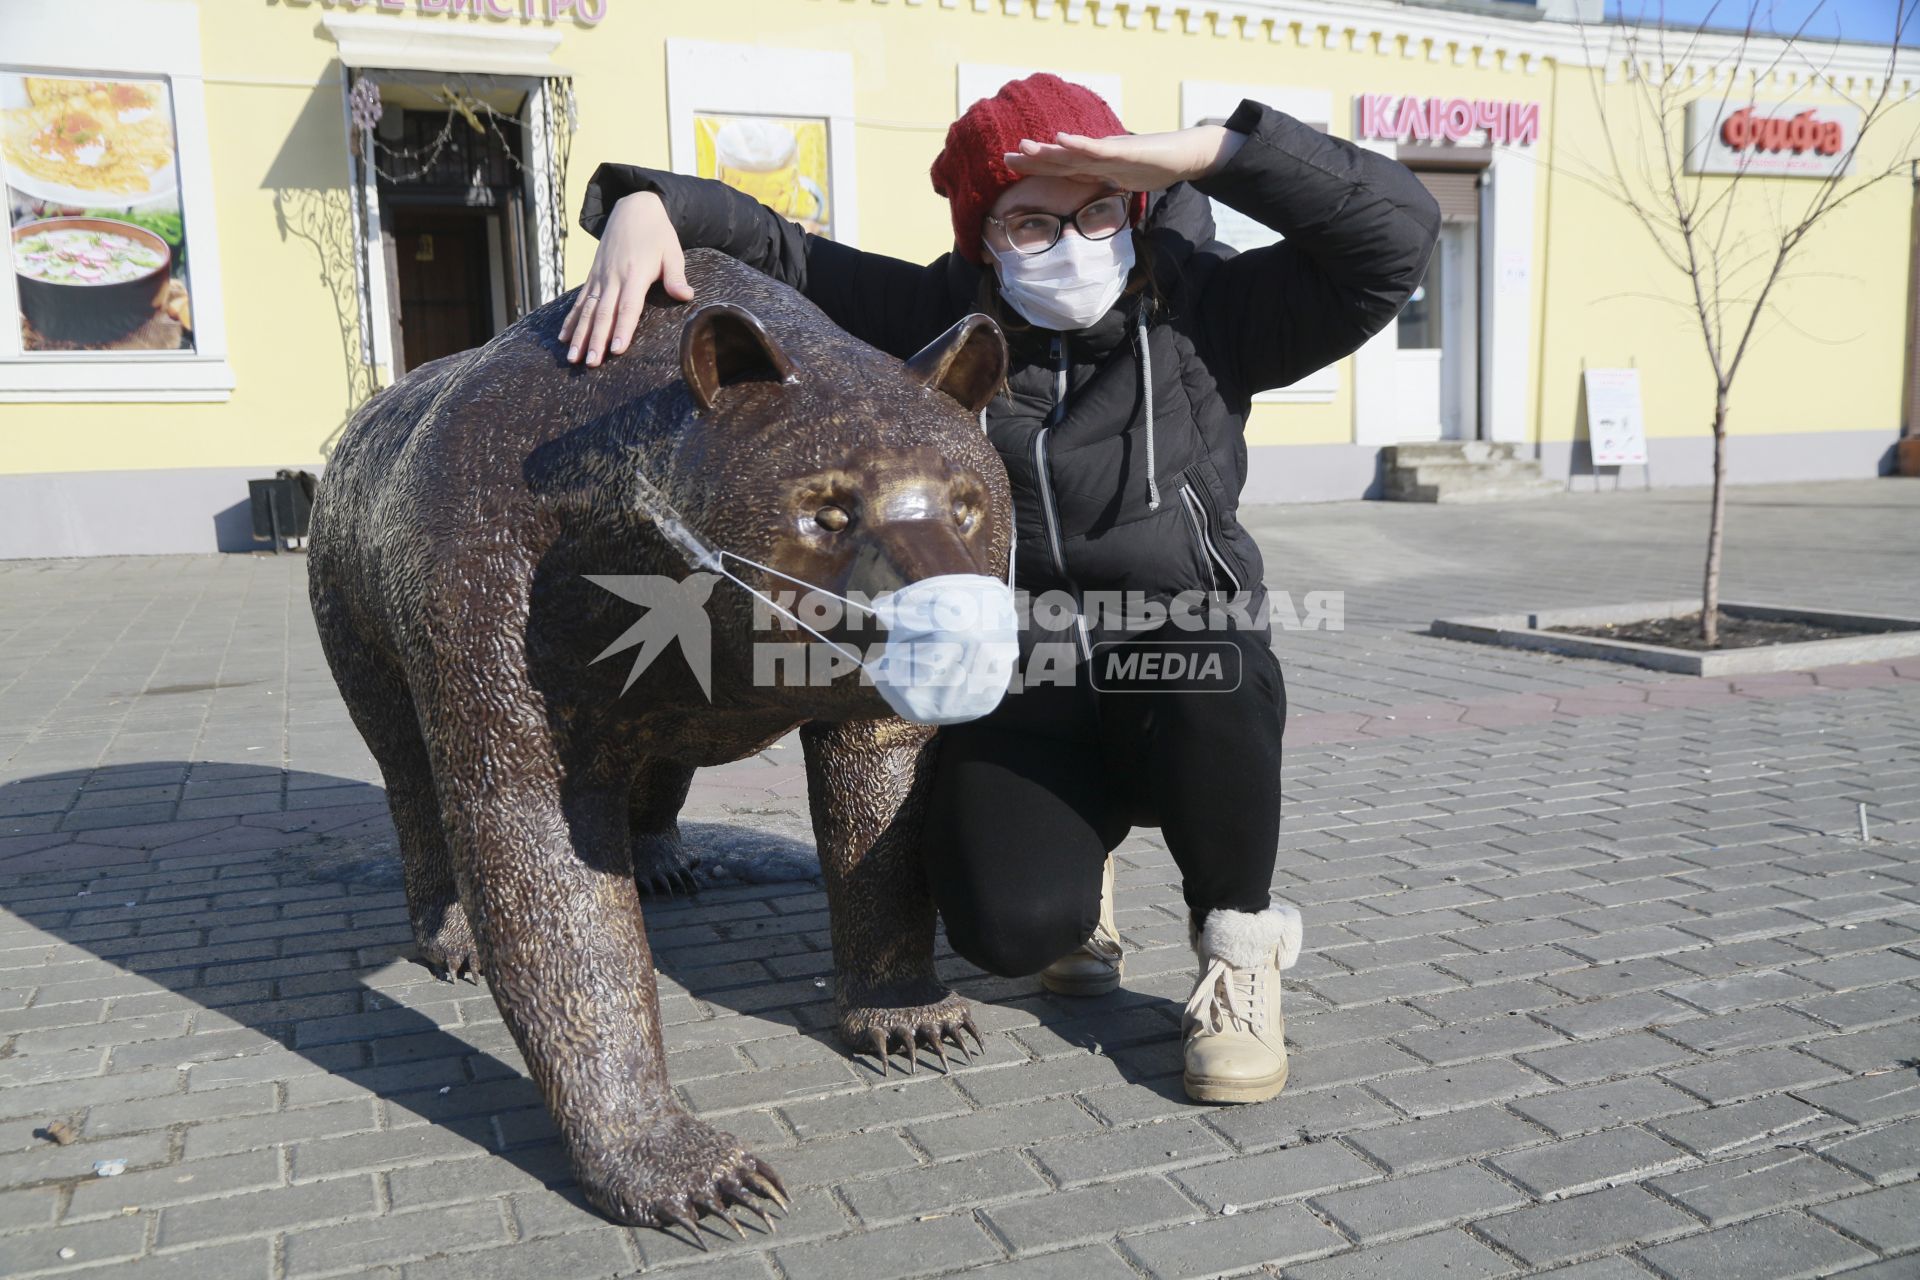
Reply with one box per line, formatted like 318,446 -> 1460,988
1190,475 -> 1244,592
1033,334 -> 1090,658
1179,482 -> 1243,594
1031,433 -> 1070,583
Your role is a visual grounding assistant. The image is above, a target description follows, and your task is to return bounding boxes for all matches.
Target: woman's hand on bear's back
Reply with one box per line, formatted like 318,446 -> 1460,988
560,191 -> 696,367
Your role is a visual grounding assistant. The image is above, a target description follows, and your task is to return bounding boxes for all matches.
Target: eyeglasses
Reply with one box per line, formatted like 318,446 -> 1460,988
984,191 -> 1133,256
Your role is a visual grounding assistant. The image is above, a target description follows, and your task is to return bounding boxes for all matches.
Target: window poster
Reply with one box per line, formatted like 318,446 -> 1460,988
692,113 -> 832,240
2,72 -> 195,354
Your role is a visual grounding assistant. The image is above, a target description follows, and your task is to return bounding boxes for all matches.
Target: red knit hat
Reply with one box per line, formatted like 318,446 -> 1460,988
930,72 -> 1147,266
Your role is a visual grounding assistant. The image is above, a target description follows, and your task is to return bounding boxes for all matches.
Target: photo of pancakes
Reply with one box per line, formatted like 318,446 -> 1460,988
2,75 -> 176,202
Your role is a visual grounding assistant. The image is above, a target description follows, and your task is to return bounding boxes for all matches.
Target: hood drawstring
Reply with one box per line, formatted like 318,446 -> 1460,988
1136,306 -> 1160,512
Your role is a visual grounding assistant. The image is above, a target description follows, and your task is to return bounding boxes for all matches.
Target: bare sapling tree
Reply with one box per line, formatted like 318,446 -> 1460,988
1572,1 -> 1919,645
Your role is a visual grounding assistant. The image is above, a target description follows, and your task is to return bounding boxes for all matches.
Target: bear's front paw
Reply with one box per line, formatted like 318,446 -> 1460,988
414,900 -> 480,983
579,1109 -> 788,1240
840,982 -> 984,1077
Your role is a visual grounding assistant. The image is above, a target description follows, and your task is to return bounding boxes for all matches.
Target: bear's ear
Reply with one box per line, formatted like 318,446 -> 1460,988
905,314 -> 1007,415
680,303 -> 797,410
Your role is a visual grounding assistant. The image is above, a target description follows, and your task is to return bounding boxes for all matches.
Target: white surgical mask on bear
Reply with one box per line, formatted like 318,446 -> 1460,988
726,566 -> 1018,727
627,468 -> 1018,726
987,229 -> 1135,332
867,574 -> 1020,725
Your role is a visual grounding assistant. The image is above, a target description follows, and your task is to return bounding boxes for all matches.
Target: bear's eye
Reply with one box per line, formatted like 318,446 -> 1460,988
951,498 -> 976,530
815,505 -> 850,532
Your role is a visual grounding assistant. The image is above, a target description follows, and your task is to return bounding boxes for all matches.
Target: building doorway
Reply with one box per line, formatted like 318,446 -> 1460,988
335,61 -> 572,389
1392,157 -> 1484,441
372,92 -> 532,376
392,208 -> 495,371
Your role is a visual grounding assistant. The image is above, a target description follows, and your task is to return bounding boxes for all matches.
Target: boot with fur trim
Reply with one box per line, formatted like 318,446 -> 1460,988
1182,904 -> 1302,1103
1040,854 -> 1123,996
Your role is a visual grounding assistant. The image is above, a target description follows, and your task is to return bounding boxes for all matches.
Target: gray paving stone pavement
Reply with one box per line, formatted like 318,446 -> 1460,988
1,478 -> 1917,1278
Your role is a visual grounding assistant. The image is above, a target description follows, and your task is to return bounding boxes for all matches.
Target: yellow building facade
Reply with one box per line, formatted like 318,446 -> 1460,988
1,0 -> 1912,556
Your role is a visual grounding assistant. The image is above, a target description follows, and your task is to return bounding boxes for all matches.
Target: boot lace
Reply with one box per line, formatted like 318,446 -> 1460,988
1184,955 -> 1270,1037
1080,917 -> 1123,965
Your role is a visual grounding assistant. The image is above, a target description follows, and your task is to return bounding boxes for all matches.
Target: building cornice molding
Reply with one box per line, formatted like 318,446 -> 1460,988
893,0 -> 1919,96
320,12 -> 567,78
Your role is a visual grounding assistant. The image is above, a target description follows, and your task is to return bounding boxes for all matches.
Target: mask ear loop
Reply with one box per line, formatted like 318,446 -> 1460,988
630,466 -> 879,675
709,548 -> 878,673
632,466 -> 1014,685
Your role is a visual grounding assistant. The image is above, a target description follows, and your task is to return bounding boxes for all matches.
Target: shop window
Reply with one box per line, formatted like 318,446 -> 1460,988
666,41 -> 860,247
0,0 -> 233,402
692,114 -> 834,240
1398,249 -> 1442,350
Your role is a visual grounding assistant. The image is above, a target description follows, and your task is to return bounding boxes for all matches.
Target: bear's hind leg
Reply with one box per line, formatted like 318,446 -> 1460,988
331,651 -> 476,979
630,757 -> 700,898
384,727 -> 477,981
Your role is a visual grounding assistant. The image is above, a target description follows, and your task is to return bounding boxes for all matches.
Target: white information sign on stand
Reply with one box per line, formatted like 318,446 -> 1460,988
1583,367 -> 1648,467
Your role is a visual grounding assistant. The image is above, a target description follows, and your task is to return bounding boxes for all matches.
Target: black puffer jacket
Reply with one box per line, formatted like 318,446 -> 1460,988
582,100 -> 1440,647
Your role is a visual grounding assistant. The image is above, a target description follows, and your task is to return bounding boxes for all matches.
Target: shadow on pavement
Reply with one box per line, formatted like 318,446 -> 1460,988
0,760 -> 1185,1236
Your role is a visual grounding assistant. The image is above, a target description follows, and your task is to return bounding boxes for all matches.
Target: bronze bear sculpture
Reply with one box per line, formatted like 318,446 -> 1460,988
308,248 -> 1011,1233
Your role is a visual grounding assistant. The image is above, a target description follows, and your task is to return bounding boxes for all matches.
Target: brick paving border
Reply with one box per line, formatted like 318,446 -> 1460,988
1285,661 -> 1920,745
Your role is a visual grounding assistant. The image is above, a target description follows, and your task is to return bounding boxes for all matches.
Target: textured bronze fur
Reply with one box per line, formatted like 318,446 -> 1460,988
308,249 -> 1010,1232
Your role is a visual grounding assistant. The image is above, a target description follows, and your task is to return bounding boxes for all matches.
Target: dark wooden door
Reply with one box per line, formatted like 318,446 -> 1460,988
393,207 -> 492,374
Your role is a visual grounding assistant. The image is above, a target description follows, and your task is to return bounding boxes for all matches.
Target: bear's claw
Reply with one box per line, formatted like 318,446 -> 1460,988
415,905 -> 481,984
583,1115 -> 788,1244
637,866 -> 701,898
843,989 -> 983,1077
633,832 -> 701,899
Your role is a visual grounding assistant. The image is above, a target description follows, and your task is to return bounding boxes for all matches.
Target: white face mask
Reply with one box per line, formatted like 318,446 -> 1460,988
867,574 -> 1020,725
628,470 -> 1019,726
987,229 -> 1135,332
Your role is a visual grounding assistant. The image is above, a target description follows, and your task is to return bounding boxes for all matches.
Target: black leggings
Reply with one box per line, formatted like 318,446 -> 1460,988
922,625 -> 1286,978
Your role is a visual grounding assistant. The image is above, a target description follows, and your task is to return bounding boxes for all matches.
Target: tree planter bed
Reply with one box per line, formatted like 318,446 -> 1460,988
1431,600 -> 1920,676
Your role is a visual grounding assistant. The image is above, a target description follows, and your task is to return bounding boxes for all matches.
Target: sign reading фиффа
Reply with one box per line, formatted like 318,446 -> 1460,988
1583,368 -> 1648,467
1684,98 -> 1860,178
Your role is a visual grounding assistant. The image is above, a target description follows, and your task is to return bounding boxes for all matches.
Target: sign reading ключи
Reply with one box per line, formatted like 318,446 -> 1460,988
1357,94 -> 1541,146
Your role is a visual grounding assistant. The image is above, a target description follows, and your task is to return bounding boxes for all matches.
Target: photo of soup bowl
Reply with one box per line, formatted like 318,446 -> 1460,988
12,216 -> 171,345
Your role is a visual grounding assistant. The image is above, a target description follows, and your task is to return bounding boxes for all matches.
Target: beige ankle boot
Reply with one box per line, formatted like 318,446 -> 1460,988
1182,904 -> 1302,1103
1040,855 -> 1124,996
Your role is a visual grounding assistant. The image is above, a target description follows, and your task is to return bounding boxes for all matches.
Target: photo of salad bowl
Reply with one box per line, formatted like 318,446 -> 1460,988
12,216 -> 171,344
